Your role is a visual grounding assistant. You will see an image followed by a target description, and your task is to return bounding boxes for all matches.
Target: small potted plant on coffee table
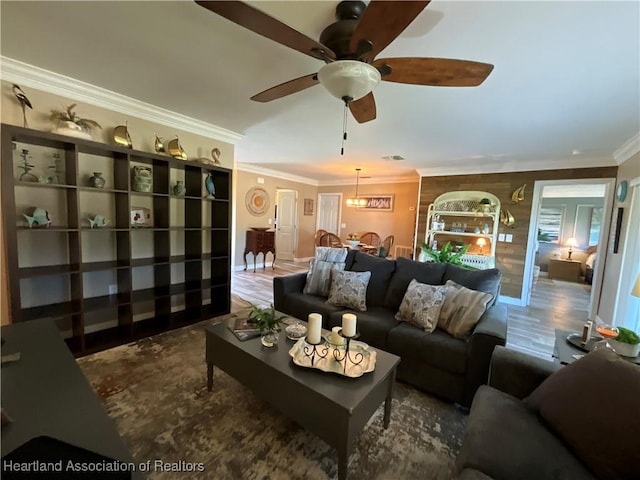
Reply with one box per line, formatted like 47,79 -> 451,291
247,303 -> 286,348
608,327 -> 640,358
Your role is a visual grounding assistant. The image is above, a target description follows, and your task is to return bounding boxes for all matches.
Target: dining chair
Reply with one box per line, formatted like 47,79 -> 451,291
379,235 -> 395,258
315,229 -> 328,246
359,232 -> 381,247
318,232 -> 343,248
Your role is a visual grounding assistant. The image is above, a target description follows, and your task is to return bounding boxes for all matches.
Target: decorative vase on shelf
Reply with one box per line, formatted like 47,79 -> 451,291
132,166 -> 153,192
173,181 -> 186,197
205,172 -> 215,199
88,172 -> 106,189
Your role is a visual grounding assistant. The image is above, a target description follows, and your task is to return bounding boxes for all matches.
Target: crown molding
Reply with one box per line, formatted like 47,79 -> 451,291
613,132 -> 640,165
417,155 -> 616,177
235,162 -> 319,186
0,56 -> 243,145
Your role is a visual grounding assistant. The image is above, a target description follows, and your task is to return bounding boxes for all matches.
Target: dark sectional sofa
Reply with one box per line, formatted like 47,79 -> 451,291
273,250 -> 508,408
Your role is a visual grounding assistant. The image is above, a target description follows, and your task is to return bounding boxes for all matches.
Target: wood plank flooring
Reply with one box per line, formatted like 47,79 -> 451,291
231,262 -> 591,361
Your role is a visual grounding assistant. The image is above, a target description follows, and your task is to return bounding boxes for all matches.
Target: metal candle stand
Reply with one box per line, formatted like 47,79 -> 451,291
333,329 -> 364,374
302,337 -> 329,366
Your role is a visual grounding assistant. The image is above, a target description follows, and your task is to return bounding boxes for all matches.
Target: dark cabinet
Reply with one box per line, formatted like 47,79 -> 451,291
243,229 -> 276,272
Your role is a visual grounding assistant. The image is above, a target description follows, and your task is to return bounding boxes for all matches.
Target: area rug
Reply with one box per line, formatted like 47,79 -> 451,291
78,312 -> 466,479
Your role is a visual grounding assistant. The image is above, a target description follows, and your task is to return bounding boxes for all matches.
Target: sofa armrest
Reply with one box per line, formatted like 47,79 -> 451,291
273,272 -> 307,311
461,304 -> 508,407
488,345 -> 560,399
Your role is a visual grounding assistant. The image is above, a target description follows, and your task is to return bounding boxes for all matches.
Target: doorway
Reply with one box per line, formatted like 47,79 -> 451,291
275,189 -> 297,261
317,193 -> 342,236
525,178 -> 616,319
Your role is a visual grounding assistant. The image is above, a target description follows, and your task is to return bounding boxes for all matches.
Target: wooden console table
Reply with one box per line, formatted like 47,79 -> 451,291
243,229 -> 276,272
548,259 -> 581,282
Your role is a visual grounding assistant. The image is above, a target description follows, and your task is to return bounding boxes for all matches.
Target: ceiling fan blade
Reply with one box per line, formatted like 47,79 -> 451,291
349,92 -> 376,123
251,73 -> 319,103
350,1 -> 430,61
374,57 -> 494,86
196,1 -> 335,61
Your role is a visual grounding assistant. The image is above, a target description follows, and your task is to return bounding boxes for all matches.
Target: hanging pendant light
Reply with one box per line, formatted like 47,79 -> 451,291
346,168 -> 367,207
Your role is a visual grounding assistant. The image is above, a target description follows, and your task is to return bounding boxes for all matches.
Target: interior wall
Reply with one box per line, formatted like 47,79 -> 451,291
1,194 -> 9,325
597,152 -> 640,324
418,166 -> 618,299
318,180 -> 420,251
234,169 -> 318,269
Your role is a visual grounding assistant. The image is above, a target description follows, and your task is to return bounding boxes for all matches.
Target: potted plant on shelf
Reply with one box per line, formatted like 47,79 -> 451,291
50,104 -> 102,140
420,241 -> 477,269
608,327 -> 640,358
247,303 -> 286,347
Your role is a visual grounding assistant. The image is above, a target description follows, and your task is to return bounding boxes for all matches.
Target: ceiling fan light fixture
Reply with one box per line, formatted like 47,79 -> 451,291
318,60 -> 381,102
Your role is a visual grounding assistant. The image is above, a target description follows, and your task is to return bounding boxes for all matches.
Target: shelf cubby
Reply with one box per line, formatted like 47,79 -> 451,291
2,124 -> 232,356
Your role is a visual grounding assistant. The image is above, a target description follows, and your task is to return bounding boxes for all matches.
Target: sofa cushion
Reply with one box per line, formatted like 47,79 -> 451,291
329,306 -> 398,349
303,247 -> 348,297
443,264 -> 501,306
438,280 -> 493,339
279,292 -> 346,328
347,252 -> 396,307
525,348 -> 640,480
326,270 -> 371,311
384,257 -> 447,311
387,322 -> 467,374
456,386 -> 595,480
395,279 -> 447,333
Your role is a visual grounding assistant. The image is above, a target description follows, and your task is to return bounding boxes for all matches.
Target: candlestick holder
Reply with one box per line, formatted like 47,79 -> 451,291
302,337 -> 329,366
333,329 -> 364,374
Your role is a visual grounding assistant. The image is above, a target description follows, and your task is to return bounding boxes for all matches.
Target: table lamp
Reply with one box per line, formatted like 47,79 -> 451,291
565,237 -> 577,260
476,237 -> 487,255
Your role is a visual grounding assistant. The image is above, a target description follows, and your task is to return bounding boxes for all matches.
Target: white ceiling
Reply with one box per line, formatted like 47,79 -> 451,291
1,1 -> 639,183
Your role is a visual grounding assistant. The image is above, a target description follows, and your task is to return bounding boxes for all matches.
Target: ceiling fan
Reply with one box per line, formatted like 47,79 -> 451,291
195,0 -> 494,124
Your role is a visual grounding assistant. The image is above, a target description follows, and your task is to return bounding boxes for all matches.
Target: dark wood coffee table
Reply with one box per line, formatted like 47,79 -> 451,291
205,318 -> 400,480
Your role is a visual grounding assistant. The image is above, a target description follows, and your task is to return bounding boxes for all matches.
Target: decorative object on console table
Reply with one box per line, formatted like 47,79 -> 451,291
50,103 -> 101,140
113,122 -> 133,148
205,173 -> 215,199
243,229 -> 275,272
132,166 -> 152,192
168,136 -> 188,160
88,172 -> 106,189
245,187 -> 270,216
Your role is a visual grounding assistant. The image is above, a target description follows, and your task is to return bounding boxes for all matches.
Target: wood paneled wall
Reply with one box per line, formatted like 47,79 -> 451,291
418,167 -> 618,299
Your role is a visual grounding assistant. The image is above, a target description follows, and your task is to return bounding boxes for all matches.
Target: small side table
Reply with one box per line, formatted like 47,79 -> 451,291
553,329 -> 640,365
548,259 -> 581,282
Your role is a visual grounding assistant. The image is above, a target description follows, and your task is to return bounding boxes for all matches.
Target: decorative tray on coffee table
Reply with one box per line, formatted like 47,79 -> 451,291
288,338 -> 376,378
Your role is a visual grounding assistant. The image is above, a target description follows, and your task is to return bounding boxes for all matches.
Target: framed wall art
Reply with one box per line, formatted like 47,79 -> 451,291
358,195 -> 394,212
304,198 -> 314,216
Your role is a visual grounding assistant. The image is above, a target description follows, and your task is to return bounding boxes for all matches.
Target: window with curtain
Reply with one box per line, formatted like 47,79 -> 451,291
588,207 -> 603,246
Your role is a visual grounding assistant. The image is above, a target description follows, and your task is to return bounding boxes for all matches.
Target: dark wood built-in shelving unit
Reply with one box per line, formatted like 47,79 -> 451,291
1,124 -> 232,356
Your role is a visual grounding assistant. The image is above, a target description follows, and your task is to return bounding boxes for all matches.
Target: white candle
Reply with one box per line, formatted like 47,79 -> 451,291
331,326 -> 345,345
307,313 -> 322,344
342,313 -> 357,337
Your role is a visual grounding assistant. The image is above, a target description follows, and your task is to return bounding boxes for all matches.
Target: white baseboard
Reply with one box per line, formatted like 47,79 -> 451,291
498,295 -> 525,306
294,256 -> 313,263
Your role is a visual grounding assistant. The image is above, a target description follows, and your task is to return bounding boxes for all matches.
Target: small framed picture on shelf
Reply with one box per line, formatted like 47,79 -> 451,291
130,207 -> 153,227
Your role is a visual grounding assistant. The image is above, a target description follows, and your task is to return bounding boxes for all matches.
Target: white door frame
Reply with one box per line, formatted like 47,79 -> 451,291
316,192 -> 343,237
524,178 -> 616,318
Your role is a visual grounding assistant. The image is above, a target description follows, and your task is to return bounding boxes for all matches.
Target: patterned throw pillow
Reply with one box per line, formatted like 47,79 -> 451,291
438,280 -> 493,339
395,279 -> 448,332
326,270 -> 371,311
303,247 -> 348,297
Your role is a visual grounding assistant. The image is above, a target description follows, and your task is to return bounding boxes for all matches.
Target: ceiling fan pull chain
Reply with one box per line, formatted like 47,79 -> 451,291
341,99 -> 349,155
